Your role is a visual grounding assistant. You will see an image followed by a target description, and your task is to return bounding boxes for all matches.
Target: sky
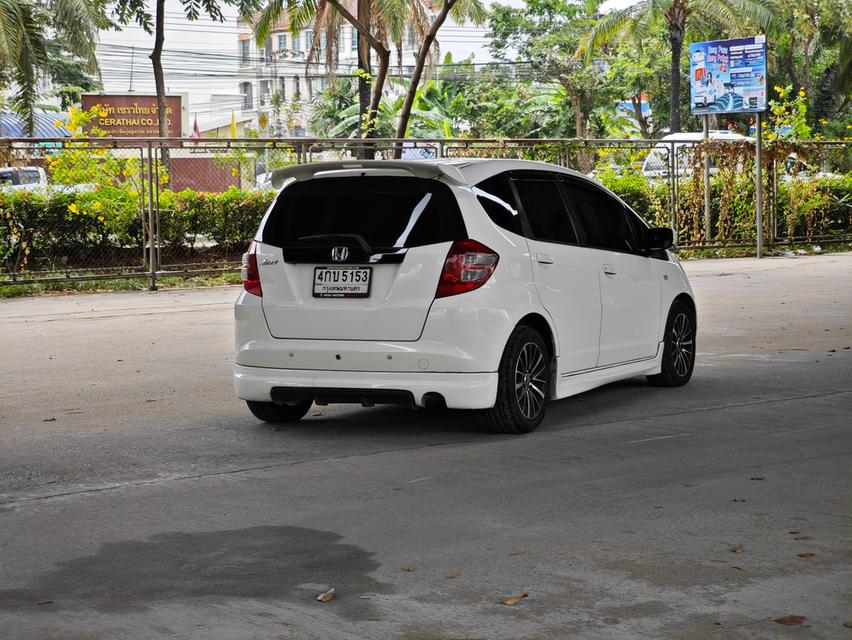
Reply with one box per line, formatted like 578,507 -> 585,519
94,0 -> 638,126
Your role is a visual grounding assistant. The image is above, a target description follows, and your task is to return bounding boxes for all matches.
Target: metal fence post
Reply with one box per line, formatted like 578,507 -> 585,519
147,142 -> 158,291
703,115 -> 712,241
669,141 -> 678,240
756,113 -> 763,258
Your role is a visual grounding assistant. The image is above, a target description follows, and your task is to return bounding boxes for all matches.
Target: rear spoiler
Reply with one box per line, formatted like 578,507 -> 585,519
268,160 -> 467,189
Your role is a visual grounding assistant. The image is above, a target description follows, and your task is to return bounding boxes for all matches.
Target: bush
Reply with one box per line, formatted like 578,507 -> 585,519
2,170 -> 848,276
1,186 -> 275,273
777,174 -> 852,239
596,169 -> 670,226
169,187 -> 274,251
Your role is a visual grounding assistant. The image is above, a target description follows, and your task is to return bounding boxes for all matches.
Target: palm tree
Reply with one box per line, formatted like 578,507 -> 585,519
0,0 -> 104,134
392,0 -> 485,148
579,0 -> 774,132
253,0 -> 413,141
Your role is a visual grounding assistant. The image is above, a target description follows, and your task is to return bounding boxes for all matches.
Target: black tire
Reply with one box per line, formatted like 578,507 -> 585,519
647,300 -> 696,387
246,400 -> 312,423
486,326 -> 550,434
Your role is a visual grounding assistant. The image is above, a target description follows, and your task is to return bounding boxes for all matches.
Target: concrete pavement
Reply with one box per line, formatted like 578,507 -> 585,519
0,254 -> 850,639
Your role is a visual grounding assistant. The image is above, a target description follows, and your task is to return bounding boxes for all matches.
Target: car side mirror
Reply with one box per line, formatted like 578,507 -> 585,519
647,227 -> 674,252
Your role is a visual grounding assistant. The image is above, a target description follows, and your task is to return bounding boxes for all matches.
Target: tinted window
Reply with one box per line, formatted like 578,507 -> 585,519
514,178 -> 577,244
473,174 -> 523,236
562,181 -> 638,253
262,176 -> 466,249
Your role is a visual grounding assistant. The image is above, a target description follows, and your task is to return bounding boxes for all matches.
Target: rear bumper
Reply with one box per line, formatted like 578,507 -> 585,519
234,364 -> 498,409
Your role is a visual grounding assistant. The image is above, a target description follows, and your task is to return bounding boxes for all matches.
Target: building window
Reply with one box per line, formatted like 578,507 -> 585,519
262,38 -> 272,63
240,82 -> 253,109
240,39 -> 250,63
293,75 -> 300,99
293,33 -> 301,55
278,77 -> 286,100
278,34 -> 287,54
351,26 -> 357,51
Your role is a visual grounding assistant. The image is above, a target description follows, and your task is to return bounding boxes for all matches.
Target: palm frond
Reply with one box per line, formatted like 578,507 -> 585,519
450,0 -> 487,27
0,0 -> 48,134
691,0 -> 774,34
577,3 -> 648,60
48,0 -> 104,71
253,0 -> 286,44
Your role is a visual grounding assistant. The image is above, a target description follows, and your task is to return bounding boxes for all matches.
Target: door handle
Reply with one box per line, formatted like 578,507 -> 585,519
536,253 -> 554,264
603,264 -> 617,276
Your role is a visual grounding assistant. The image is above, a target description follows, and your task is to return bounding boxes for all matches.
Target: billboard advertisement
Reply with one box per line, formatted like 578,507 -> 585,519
689,36 -> 766,115
81,94 -> 186,137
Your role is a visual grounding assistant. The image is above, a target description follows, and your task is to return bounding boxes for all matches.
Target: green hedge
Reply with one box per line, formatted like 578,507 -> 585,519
2,173 -> 850,274
158,187 -> 273,251
2,187 -> 274,273
598,170 -> 851,241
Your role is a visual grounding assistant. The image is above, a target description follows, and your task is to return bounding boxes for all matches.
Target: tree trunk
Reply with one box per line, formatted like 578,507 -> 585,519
666,3 -> 686,133
365,47 -> 390,140
150,0 -> 170,162
631,94 -> 651,138
326,0 -> 391,155
357,0 -> 371,151
784,38 -> 800,94
393,0 -> 456,156
572,93 -> 586,139
570,89 -> 594,173
355,0 -> 372,158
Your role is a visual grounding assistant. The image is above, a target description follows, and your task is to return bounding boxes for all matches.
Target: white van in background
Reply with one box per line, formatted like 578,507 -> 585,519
0,166 -> 47,190
641,131 -> 749,178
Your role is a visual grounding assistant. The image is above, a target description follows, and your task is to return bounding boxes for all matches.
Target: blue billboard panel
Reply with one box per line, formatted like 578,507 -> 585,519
689,36 -> 767,115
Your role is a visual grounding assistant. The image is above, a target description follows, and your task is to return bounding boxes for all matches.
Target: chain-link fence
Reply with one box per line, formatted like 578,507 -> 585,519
2,136 -> 849,288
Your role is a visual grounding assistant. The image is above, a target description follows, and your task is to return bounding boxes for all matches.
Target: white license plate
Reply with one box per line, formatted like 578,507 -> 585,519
313,266 -> 372,298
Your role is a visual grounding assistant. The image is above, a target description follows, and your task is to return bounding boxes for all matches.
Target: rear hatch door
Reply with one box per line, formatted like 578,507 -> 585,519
258,174 -> 467,341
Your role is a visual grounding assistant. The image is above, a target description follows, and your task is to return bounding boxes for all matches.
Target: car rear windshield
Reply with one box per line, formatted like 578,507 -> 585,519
262,176 -> 466,249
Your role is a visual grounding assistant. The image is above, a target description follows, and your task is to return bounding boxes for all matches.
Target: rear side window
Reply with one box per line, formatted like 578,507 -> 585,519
473,174 -> 523,236
514,178 -> 578,245
262,176 -> 466,249
562,181 -> 639,253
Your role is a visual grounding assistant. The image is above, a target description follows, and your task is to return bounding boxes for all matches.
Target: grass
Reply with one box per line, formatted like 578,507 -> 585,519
677,241 -> 852,260
0,271 -> 242,298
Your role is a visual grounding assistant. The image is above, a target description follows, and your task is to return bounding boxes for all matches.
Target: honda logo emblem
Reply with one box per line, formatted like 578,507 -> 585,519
331,246 -> 350,262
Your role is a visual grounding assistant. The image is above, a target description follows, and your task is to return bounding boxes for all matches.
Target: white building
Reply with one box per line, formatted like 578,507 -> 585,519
236,12 -> 450,135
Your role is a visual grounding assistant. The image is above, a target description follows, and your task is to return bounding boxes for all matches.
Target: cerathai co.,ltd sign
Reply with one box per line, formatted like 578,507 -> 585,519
81,94 -> 188,137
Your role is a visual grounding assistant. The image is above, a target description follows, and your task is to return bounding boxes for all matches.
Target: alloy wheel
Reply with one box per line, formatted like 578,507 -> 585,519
514,342 -> 547,420
670,312 -> 694,378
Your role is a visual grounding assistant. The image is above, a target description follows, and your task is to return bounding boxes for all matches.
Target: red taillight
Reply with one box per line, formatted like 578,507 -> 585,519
242,241 -> 262,297
436,239 -> 499,298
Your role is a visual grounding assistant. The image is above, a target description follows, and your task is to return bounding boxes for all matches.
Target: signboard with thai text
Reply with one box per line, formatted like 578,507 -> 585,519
81,94 -> 186,137
689,36 -> 767,115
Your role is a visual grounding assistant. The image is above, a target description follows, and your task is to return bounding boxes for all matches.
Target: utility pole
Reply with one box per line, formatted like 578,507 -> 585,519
129,45 -> 135,92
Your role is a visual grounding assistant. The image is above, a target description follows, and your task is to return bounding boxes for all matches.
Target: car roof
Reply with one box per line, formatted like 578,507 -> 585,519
407,158 -> 592,185
269,158 -> 595,189
658,131 -> 747,141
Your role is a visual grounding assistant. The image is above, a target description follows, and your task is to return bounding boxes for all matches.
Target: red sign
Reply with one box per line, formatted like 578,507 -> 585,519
81,94 -> 183,137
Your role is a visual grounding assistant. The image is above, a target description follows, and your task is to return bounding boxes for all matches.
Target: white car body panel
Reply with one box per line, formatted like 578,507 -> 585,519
258,242 -> 448,341
526,238 -> 601,372
594,248 -> 662,366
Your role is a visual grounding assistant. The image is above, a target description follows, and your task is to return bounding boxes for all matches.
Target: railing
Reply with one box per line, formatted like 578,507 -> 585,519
1,136 -> 849,289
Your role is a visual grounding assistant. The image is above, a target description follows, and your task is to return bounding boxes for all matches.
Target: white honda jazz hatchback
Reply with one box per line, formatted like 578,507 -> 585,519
234,159 -> 696,433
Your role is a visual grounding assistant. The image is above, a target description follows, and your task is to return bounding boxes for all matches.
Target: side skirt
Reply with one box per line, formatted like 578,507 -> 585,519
553,342 -> 664,400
